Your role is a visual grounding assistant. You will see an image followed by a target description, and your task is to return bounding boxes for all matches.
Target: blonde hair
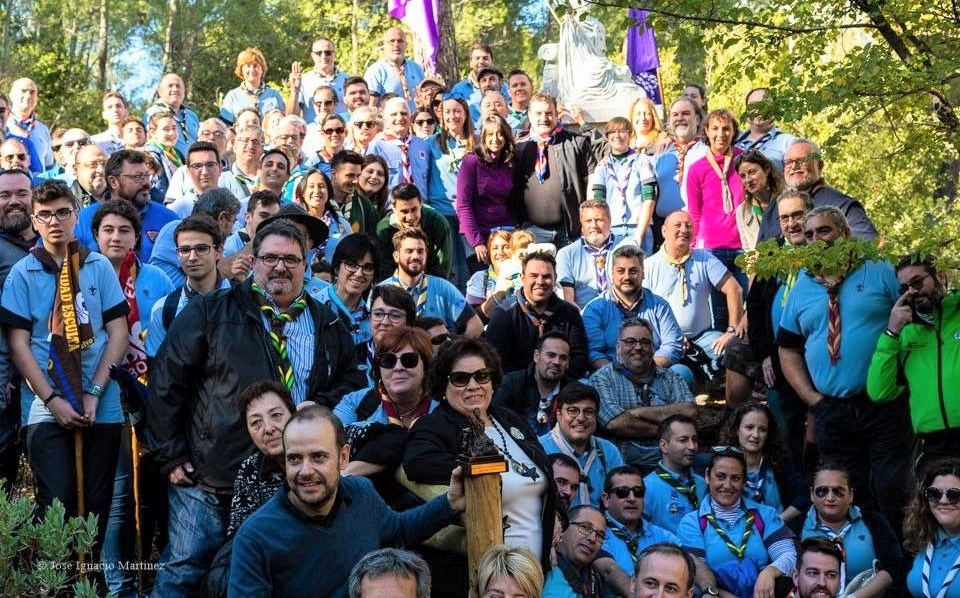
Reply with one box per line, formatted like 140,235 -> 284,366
475,545 -> 544,597
509,230 -> 535,255
628,97 -> 663,142
235,47 -> 268,80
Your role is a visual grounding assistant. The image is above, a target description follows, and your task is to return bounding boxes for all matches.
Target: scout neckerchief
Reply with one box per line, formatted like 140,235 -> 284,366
744,457 -> 769,504
583,236 -> 614,293
312,66 -> 341,85
379,385 -> 431,428
815,274 -> 845,364
663,250 -> 692,305
118,250 -> 148,385
483,266 -> 498,298
557,553 -> 600,598
516,291 -> 552,337
389,60 -> 411,102
706,149 -> 735,214
608,150 -> 636,206
655,463 -> 699,508
673,136 -> 701,186
705,504 -> 756,560
922,537 -> 960,598
381,130 -> 412,184
37,240 -> 94,413
11,113 -> 38,137
606,515 -> 643,569
530,124 -> 562,183
445,135 -> 467,173
252,282 -> 308,390
388,272 -> 428,316
152,103 -> 190,142
145,140 -> 183,169
240,82 -> 266,112
814,512 -> 853,589
550,423 -> 601,506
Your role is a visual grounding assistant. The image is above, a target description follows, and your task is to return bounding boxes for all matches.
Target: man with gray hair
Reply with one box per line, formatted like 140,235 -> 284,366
757,138 -> 877,242
778,205 -> 912,533
652,97 -> 708,238
348,548 -> 431,598
556,200 -> 618,309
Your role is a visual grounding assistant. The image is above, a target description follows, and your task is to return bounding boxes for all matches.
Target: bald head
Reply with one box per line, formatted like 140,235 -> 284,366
76,144 -> 108,196
157,74 -> 186,109
0,138 -> 30,170
382,27 -> 408,65
480,91 -> 509,119
662,210 -> 694,255
8,78 -> 38,118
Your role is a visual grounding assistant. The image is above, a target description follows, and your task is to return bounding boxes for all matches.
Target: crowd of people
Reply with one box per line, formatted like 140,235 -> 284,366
0,22 -> 957,598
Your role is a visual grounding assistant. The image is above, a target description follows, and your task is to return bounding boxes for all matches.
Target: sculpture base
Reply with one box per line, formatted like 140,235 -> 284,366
572,90 -> 647,124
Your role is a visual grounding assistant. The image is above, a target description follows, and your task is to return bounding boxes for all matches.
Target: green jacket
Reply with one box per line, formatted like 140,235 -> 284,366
867,292 -> 960,434
375,204 -> 452,280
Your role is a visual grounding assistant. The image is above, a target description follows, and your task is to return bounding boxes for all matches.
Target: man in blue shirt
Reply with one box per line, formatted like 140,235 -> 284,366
367,97 -> 432,200
653,98 -> 707,221
289,37 -> 349,122
363,27 -> 425,111
778,206 -> 912,535
556,200 -> 618,309
5,78 -> 54,171
76,149 -> 179,262
734,87 -> 797,173
144,73 -> 200,158
642,414 -> 707,534
539,382 -> 625,508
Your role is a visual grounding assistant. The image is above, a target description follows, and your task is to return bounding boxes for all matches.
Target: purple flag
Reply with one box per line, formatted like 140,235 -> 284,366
626,9 -> 662,104
388,0 -> 441,71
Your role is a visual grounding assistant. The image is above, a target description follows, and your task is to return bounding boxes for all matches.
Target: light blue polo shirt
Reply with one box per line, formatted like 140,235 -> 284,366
800,505 -> 878,579
539,431 -> 625,508
734,127 -> 797,173
582,290 -> 685,366
907,531 -> 960,598
367,134 -> 431,201
0,251 -> 128,425
644,248 -> 730,338
556,236 -> 619,308
653,140 -> 707,216
219,86 -> 286,124
378,274 -> 470,333
678,498 -> 788,571
426,135 -> 466,217
642,462 -> 708,533
299,69 -> 349,123
363,59 -> 425,111
601,515 -> 678,584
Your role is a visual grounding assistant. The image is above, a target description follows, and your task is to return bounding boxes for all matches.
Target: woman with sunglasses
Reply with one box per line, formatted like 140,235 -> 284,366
733,150 -> 784,252
359,154 -> 390,215
678,448 -> 796,598
412,108 -> 438,139
456,114 -> 518,267
905,459 -> 960,598
335,327 -> 439,489
799,463 -> 902,597
404,338 -> 557,593
304,113 -> 347,175
718,402 -> 809,525
347,106 -> 379,154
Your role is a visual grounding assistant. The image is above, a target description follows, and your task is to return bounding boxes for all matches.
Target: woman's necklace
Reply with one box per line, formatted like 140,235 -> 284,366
488,421 -> 540,481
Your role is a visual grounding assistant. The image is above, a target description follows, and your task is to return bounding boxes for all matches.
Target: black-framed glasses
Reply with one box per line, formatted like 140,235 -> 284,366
898,273 -> 932,295
814,486 -> 848,499
341,260 -> 376,275
448,368 -> 493,387
778,210 -> 807,224
610,485 -> 644,499
353,120 -> 376,129
570,521 -> 606,542
619,337 -> 653,348
563,405 -> 597,419
189,161 -> 219,172
176,243 -> 213,257
377,351 -> 420,369
120,173 -> 152,182
256,254 -> 303,268
33,208 -> 74,223
371,309 -> 406,323
312,49 -> 334,56
924,486 -> 960,504
784,153 -> 821,170
323,127 -> 346,135
430,333 -> 449,346
414,118 -> 436,126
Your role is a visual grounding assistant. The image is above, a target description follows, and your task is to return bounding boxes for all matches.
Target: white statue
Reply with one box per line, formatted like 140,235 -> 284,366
542,0 -> 644,122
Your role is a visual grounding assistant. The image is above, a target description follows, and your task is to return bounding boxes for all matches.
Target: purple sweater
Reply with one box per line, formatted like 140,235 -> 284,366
455,153 -> 517,247
686,147 -> 745,250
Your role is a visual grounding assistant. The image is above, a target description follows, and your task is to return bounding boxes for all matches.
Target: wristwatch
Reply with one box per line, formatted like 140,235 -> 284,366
86,384 -> 105,398
725,326 -> 736,334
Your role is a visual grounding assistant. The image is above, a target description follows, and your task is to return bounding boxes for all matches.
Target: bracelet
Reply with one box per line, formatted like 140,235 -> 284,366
86,384 -> 105,398
43,390 -> 62,406
725,326 -> 736,334
883,328 -> 900,339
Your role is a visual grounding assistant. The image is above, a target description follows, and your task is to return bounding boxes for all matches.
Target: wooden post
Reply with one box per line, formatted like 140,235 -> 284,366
463,455 -> 507,596
75,429 -> 86,577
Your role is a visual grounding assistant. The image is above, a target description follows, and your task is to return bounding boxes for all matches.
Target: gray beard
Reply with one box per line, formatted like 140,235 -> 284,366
0,213 -> 31,235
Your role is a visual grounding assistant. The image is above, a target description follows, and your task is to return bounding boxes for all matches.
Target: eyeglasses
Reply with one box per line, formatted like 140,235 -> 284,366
371,309 -> 406,323
778,210 -> 807,224
431,98 -> 444,107
81,160 -> 106,170
33,208 -> 75,223
711,445 -> 744,455
619,337 -> 653,348
323,127 -> 346,135
2,153 -> 27,162
199,130 -> 226,138
448,368 -> 494,387
414,118 -> 436,126
236,138 -> 263,147
120,173 -> 152,182
430,333 -> 449,346
609,485 -> 644,500
256,254 -> 303,268
312,49 -> 334,56
924,486 -> 960,504
353,120 -> 376,129
176,243 -> 213,257
898,273 -> 932,295
189,161 -> 219,172
51,145 -> 62,153
569,521 -> 606,542
814,486 -> 849,499
784,153 -> 821,170
377,351 -> 420,369
341,260 -> 376,275
563,405 -> 597,419
62,138 -> 90,148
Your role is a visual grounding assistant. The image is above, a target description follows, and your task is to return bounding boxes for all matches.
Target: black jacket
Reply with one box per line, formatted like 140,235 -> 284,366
493,364 -> 575,434
146,280 -> 366,490
513,128 -> 596,239
403,401 -> 557,572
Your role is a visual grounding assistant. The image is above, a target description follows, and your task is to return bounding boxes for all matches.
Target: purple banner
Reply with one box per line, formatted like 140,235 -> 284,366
388,0 -> 441,71
626,9 -> 662,104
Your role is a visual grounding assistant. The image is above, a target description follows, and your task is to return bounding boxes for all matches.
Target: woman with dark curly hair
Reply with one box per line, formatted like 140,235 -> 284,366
904,458 -> 960,598
719,402 -> 809,524
403,337 -> 556,588
733,150 -> 784,252
359,154 -> 390,215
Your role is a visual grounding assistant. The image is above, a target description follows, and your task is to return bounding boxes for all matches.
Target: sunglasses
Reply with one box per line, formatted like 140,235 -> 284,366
323,127 -> 346,135
448,368 -> 493,387
353,120 -> 376,129
898,273 -> 931,295
312,49 -> 334,56
814,486 -> 848,499
924,487 -> 960,504
711,445 -> 744,455
609,485 -> 644,499
414,118 -> 436,126
430,334 -> 449,346
377,351 -> 420,369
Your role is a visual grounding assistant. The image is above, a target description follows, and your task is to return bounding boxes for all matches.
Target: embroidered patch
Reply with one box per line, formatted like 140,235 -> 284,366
510,427 -> 524,440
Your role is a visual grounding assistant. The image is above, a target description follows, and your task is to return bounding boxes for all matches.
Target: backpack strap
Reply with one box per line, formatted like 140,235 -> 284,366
354,387 -> 382,422
162,286 -> 184,330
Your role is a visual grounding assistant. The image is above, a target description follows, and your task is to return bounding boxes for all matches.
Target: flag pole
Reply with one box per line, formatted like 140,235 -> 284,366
131,427 -> 145,595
